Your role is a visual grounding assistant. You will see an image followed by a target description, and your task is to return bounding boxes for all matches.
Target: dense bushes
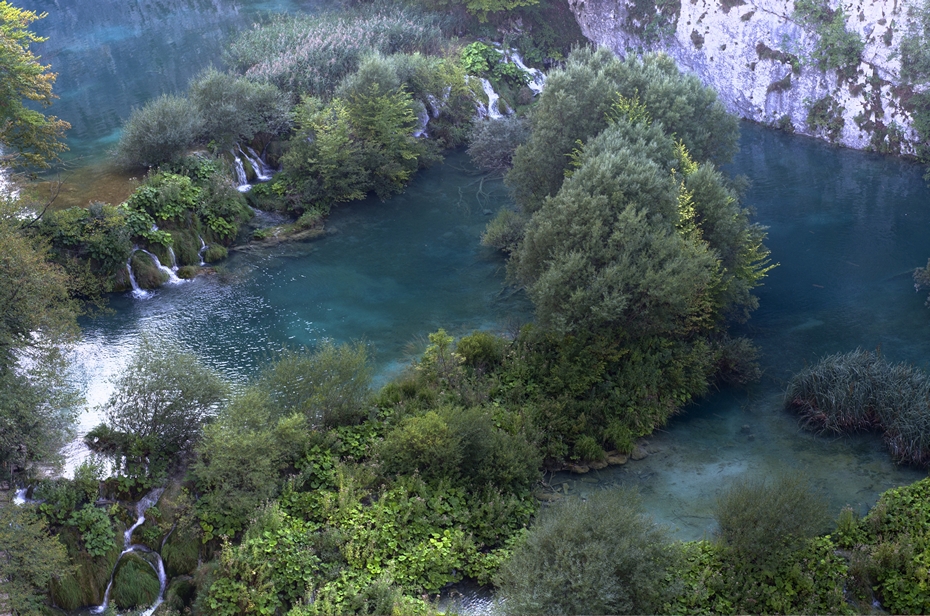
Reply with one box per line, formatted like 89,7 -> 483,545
786,349 -> 930,466
115,94 -> 204,168
840,477 -> 930,613
497,490 -> 680,615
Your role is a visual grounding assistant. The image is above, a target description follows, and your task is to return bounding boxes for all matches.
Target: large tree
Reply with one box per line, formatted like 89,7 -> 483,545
0,199 -> 79,479
0,504 -> 73,615
90,337 -> 227,470
0,1 -> 70,171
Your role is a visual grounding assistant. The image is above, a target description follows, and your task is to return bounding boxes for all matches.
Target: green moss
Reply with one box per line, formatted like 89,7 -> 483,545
169,228 -> 201,266
112,552 -> 160,611
51,526 -> 122,610
130,251 -> 169,289
203,245 -> 228,263
176,265 -> 199,279
162,524 -> 200,577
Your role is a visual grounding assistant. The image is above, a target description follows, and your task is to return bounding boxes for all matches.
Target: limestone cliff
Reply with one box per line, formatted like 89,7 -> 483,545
569,0 -> 926,153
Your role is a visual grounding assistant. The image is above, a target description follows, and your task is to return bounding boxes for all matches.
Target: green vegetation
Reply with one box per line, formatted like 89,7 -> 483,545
793,0 -> 864,75
0,503 -> 73,614
467,115 -> 529,172
624,0 -> 682,45
786,349 -> 930,466
835,477 -> 930,613
497,490 -> 680,614
806,94 -> 846,142
0,1 -> 70,171
900,0 -> 930,82
86,337 -> 227,484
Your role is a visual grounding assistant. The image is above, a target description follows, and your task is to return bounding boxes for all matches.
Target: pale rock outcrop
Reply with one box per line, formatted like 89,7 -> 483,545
569,0 -> 923,153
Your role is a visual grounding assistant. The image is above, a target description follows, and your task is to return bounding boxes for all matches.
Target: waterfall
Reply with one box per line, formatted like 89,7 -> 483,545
167,246 -> 179,272
413,103 -> 430,138
139,249 -> 184,285
198,236 -> 208,266
13,488 -> 27,505
243,145 -> 274,181
126,253 -> 150,299
233,154 -> 251,192
509,51 -> 546,96
94,488 -> 167,615
477,78 -> 503,120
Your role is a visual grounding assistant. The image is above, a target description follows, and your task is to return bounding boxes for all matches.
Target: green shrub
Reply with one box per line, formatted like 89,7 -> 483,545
256,341 -> 372,428
832,478 -> 930,614
900,0 -> 930,82
203,244 -> 228,263
67,504 -> 117,557
794,0 -> 863,73
115,94 -> 203,168
666,536 -> 851,615
496,490 -> 679,615
481,208 -> 526,253
377,410 -> 462,480
467,116 -> 529,172
714,474 -> 828,570
112,552 -> 160,610
188,68 -> 291,149
455,331 -> 507,371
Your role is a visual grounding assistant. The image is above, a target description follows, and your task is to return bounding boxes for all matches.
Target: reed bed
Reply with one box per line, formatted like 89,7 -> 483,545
786,349 -> 930,466
226,3 -> 446,98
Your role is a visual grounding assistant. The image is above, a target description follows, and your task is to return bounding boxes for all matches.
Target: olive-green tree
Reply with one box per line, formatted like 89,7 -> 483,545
506,47 -> 738,214
90,337 -> 227,469
0,1 -> 70,171
0,504 -> 73,615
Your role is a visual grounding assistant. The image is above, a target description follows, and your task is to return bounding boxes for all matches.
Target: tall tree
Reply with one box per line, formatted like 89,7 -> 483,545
0,1 -> 70,171
0,199 -> 79,479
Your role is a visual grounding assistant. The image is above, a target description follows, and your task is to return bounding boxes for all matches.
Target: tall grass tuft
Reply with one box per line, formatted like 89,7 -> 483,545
226,2 -> 446,98
786,349 -> 930,466
112,552 -> 160,610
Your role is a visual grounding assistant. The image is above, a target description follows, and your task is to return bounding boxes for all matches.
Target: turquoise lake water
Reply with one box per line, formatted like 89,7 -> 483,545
28,0 -> 930,539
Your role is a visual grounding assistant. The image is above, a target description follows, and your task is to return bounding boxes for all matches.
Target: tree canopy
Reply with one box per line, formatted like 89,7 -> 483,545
0,1 -> 70,170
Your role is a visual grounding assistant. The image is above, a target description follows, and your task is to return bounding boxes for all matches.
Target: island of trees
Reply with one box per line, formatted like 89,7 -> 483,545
3,0 -> 930,614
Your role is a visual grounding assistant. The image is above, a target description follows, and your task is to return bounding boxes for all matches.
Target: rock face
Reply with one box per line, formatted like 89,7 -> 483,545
569,0 -> 923,153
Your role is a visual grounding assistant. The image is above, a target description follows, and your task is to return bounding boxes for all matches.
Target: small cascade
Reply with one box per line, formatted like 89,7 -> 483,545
126,254 -> 150,299
413,103 -> 430,138
233,154 -> 251,192
139,249 -> 184,285
13,488 -> 28,505
243,145 -> 274,181
167,246 -> 179,272
479,78 -> 503,119
198,236 -> 208,266
95,488 -> 167,615
509,51 -> 546,95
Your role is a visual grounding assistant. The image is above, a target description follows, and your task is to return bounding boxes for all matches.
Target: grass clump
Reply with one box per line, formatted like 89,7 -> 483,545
496,490 -> 680,615
786,349 -> 930,466
112,552 -> 160,610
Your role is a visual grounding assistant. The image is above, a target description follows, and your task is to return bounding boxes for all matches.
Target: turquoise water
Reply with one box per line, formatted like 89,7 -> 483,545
66,154 -> 529,455
30,0 -> 310,164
